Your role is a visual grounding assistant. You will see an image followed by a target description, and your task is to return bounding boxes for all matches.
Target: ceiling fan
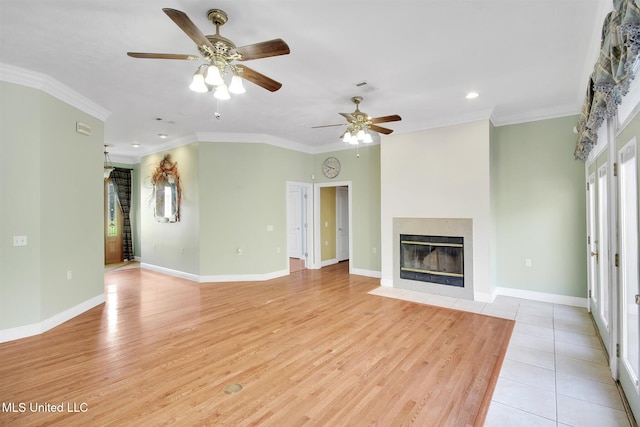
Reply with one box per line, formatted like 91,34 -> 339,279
127,8 -> 290,98
313,97 -> 401,144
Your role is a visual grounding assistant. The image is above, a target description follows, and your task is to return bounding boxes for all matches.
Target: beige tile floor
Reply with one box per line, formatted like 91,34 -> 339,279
368,287 -> 636,427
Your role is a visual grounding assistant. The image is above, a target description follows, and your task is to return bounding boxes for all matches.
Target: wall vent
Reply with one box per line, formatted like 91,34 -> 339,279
76,122 -> 91,136
353,80 -> 376,92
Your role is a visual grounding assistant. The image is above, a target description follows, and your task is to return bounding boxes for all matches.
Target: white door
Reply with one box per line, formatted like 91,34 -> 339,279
617,138 -> 640,420
588,150 -> 612,354
336,186 -> 349,262
287,186 -> 303,259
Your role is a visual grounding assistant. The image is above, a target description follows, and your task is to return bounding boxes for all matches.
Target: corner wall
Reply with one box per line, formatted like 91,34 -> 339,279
0,81 -> 105,336
380,120 -> 493,300
492,115 -> 587,298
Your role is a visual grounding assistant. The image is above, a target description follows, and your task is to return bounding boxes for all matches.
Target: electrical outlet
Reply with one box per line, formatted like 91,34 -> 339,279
13,235 -> 27,246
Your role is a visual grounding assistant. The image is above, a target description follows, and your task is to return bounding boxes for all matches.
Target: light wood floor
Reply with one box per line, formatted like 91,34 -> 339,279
0,263 -> 513,426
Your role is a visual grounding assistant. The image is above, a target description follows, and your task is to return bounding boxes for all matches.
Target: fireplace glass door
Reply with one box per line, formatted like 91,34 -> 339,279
400,235 -> 464,287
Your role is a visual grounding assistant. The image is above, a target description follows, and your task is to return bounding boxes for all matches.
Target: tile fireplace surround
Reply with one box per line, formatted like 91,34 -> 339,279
393,217 -> 474,300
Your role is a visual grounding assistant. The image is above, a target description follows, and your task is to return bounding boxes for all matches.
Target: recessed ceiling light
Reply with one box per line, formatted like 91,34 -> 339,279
466,92 -> 479,99
158,133 -> 168,139
131,143 -> 141,148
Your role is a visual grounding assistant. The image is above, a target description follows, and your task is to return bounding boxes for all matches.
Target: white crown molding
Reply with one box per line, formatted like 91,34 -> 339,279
399,107 -> 496,134
135,131 -> 319,160
109,153 -> 140,165
0,62 -> 111,121
491,104 -> 580,127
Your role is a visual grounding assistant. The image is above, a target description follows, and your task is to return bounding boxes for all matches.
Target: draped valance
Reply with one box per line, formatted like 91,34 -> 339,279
575,0 -> 640,161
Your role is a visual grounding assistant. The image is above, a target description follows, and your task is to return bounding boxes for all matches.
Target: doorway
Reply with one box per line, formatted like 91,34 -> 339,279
313,181 -> 352,272
286,182 -> 312,272
104,178 -> 123,265
587,149 -> 612,356
616,136 -> 639,419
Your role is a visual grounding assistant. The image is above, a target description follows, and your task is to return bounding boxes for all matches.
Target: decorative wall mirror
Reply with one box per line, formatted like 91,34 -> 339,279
151,154 -> 181,223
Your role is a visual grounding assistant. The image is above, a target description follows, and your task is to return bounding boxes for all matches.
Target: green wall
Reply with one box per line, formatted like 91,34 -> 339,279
0,82 -> 104,329
198,142 -> 312,275
320,187 -> 337,261
314,145 -> 381,272
139,142 -> 381,276
492,116 -> 587,297
140,145 -> 201,275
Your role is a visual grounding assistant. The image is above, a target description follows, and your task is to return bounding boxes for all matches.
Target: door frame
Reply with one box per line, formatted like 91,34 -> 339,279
586,120 -> 618,377
313,181 -> 352,273
336,186 -> 349,262
286,181 -> 313,271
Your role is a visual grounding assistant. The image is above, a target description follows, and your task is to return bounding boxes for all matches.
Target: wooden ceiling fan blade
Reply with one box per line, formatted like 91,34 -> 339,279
235,39 -> 290,61
370,124 -> 394,135
239,65 -> 282,92
127,52 -> 200,60
371,114 -> 402,124
312,124 -> 347,129
163,8 -> 215,51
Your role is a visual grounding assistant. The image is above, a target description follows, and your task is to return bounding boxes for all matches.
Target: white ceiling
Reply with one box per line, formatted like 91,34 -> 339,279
0,1 -> 609,161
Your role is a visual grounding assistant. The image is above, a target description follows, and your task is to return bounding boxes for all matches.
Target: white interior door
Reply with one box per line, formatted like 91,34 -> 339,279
287,186 -> 303,259
336,186 -> 349,262
617,138 -> 640,419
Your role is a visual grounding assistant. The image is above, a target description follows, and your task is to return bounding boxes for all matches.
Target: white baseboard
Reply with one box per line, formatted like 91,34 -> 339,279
200,269 -> 289,283
380,278 -> 393,287
496,287 -> 588,308
377,279 -> 586,307
140,262 -> 289,284
474,289 -> 498,304
351,268 -> 382,279
140,263 -> 200,282
321,258 -> 339,267
0,293 -> 105,343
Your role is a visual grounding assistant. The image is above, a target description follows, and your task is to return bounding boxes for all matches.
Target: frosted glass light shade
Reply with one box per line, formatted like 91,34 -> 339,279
229,75 -> 246,94
189,72 -> 208,93
205,66 -> 224,86
214,83 -> 231,100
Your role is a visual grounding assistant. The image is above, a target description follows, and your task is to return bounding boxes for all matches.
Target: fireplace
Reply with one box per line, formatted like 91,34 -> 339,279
393,218 -> 474,300
400,235 -> 464,287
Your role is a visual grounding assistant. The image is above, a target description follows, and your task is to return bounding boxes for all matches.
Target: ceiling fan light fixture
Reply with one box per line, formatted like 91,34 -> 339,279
214,83 -> 231,100
189,67 -> 209,93
356,129 -> 365,141
349,134 -> 359,145
363,132 -> 373,143
103,146 -> 115,179
342,131 -> 351,143
205,65 -> 224,86
229,75 -> 246,94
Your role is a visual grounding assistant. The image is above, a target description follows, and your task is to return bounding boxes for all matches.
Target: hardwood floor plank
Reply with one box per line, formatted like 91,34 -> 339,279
0,263 -> 513,426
